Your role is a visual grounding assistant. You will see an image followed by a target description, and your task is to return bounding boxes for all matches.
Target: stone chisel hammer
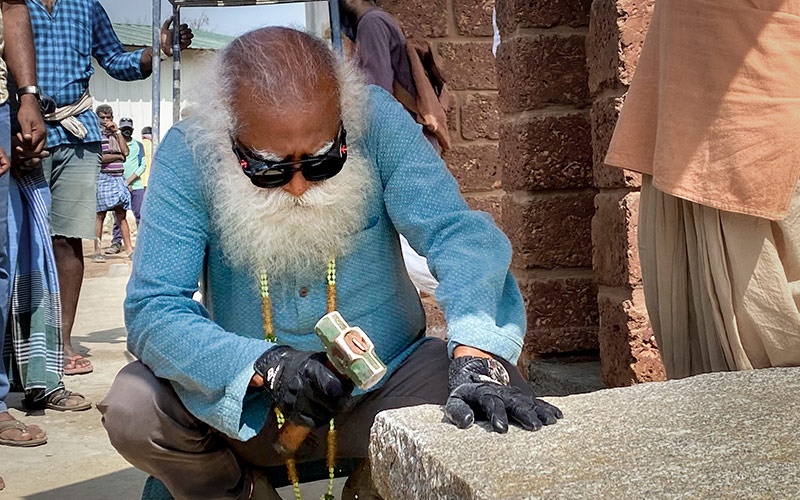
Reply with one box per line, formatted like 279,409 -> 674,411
274,311 -> 387,456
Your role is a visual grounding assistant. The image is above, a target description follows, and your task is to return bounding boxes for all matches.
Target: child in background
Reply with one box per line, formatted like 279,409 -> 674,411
94,105 -> 133,262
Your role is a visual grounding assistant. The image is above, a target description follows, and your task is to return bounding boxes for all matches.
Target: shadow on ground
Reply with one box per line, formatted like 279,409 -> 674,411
22,468 -> 147,500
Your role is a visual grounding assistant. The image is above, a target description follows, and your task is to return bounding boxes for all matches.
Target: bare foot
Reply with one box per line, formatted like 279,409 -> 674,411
0,411 -> 47,446
63,343 -> 93,375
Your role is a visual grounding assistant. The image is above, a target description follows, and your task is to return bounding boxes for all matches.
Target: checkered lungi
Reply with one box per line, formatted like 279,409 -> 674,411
96,172 -> 131,212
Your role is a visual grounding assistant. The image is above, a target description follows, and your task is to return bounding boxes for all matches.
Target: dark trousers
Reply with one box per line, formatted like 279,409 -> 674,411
111,187 -> 144,244
98,339 -> 531,500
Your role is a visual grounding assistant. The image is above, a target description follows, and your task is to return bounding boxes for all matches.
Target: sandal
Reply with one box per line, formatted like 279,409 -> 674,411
0,418 -> 47,447
64,354 -> 93,375
92,253 -> 106,263
42,388 -> 92,412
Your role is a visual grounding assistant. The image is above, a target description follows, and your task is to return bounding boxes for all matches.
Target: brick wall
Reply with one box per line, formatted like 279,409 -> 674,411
377,0 -> 501,339
495,0 -> 600,375
586,0 -> 664,385
385,0 -> 666,386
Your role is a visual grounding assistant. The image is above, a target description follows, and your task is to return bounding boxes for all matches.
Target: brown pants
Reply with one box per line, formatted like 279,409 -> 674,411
99,339 -> 530,500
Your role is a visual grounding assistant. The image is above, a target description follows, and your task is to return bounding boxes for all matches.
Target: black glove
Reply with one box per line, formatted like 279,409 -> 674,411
254,346 -> 353,428
444,356 -> 563,433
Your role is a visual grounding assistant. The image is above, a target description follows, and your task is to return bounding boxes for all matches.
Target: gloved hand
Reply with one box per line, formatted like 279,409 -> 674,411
254,346 -> 353,428
444,356 -> 562,433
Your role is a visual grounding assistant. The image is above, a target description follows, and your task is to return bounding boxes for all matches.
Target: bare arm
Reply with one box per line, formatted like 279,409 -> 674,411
2,0 -> 47,163
118,133 -> 129,157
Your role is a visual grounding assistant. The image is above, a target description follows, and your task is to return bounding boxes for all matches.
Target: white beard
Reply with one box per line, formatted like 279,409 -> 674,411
185,50 -> 372,277
208,148 -> 371,277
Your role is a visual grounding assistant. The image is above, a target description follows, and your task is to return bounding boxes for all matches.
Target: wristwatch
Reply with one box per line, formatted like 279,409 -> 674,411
17,85 -> 57,115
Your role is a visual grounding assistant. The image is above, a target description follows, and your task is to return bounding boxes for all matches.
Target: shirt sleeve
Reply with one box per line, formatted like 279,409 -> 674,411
124,125 -> 273,440
91,0 -> 145,81
356,17 -> 395,93
365,87 -> 526,364
134,141 -> 147,176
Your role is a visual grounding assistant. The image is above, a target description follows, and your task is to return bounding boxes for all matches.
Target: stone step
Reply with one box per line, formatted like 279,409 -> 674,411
369,367 -> 800,500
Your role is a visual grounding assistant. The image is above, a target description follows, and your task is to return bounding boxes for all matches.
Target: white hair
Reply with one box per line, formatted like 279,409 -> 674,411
184,28 -> 372,277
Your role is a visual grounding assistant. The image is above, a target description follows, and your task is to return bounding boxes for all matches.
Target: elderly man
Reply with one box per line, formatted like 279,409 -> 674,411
100,27 -> 560,500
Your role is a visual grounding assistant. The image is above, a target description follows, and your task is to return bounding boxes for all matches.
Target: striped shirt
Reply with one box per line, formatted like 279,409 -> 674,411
26,0 -> 145,147
100,132 -> 124,176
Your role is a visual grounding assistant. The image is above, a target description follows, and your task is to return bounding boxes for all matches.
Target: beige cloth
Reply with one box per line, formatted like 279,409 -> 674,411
606,0 -> 800,220
44,89 -> 94,140
639,175 -> 800,378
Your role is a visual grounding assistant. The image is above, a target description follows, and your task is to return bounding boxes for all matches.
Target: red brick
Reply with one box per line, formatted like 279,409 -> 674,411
465,193 -> 503,224
597,286 -> 664,387
421,293 -> 447,339
497,34 -> 590,114
443,144 -> 501,193
377,0 -> 449,38
502,192 -> 595,269
592,190 -> 642,287
591,94 -> 643,189
497,0 -> 591,34
446,93 -> 460,139
454,0 -> 496,37
587,0 -> 655,94
501,112 -> 592,191
439,42 -> 497,91
461,93 -> 500,141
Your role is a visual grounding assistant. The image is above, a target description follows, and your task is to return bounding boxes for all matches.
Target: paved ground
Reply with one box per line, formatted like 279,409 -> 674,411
1,242 -> 344,499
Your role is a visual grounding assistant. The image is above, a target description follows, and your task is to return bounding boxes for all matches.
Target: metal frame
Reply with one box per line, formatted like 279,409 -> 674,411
151,0 -> 343,150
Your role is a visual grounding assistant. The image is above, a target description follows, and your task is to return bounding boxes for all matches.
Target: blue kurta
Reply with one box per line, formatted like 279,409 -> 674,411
125,86 -> 526,441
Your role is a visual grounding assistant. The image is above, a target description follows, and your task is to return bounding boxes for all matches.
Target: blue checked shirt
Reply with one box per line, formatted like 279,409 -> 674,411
27,0 -> 145,147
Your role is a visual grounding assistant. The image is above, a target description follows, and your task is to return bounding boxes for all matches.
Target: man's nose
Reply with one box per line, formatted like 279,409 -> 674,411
283,170 -> 310,197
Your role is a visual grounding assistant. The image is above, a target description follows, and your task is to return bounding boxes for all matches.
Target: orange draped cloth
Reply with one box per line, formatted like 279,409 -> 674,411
605,0 -> 800,220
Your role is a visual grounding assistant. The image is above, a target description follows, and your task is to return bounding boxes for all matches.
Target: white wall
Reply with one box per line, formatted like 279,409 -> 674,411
88,48 -> 215,141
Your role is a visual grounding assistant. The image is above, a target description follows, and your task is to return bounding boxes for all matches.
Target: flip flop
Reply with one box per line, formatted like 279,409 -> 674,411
0,419 -> 47,447
64,354 -> 93,375
42,388 -> 92,412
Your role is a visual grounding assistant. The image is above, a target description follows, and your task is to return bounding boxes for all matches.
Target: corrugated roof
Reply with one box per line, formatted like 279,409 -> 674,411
113,23 -> 234,50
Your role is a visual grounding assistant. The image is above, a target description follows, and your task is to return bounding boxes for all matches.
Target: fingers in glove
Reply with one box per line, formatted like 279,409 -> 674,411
444,393 -> 475,429
534,398 -> 563,420
506,400 -> 543,431
478,392 -> 508,433
305,356 -> 345,400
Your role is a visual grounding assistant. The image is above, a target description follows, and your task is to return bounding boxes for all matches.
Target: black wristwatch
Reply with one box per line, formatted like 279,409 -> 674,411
17,85 -> 57,115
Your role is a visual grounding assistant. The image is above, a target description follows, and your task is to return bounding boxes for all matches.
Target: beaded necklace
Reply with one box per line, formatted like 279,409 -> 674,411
258,259 -> 338,500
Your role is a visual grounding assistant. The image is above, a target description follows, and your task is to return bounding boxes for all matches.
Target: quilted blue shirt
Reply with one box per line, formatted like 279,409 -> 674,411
125,87 -> 526,441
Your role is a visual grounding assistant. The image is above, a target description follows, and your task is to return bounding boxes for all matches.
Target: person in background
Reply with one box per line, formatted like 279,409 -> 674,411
339,0 -> 439,296
93,105 -> 134,266
1,3 -> 92,486
26,0 -> 193,376
0,0 -> 48,471
605,0 -> 800,377
139,126 -> 152,188
107,117 -> 145,255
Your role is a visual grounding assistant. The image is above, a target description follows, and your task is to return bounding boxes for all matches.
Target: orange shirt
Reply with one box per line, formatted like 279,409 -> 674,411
605,0 -> 800,220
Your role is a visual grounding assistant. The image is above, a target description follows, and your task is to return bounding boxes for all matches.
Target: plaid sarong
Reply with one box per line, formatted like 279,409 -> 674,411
97,172 -> 131,212
2,170 -> 63,392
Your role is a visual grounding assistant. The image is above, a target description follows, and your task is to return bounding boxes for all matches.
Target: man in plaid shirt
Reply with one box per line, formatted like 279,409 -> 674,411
26,0 -> 193,375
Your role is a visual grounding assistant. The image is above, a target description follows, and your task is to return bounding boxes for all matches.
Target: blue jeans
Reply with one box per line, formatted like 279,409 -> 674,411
0,103 -> 12,412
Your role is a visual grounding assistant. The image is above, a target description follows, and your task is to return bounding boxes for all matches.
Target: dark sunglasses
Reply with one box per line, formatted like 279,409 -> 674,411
232,124 -> 348,189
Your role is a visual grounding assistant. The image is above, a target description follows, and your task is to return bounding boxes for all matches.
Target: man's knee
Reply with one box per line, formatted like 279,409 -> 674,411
99,361 -> 184,460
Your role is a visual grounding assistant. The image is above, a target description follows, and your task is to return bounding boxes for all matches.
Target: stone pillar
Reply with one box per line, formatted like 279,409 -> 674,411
378,0 -> 501,339
495,0 -> 600,376
586,0 -> 664,386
